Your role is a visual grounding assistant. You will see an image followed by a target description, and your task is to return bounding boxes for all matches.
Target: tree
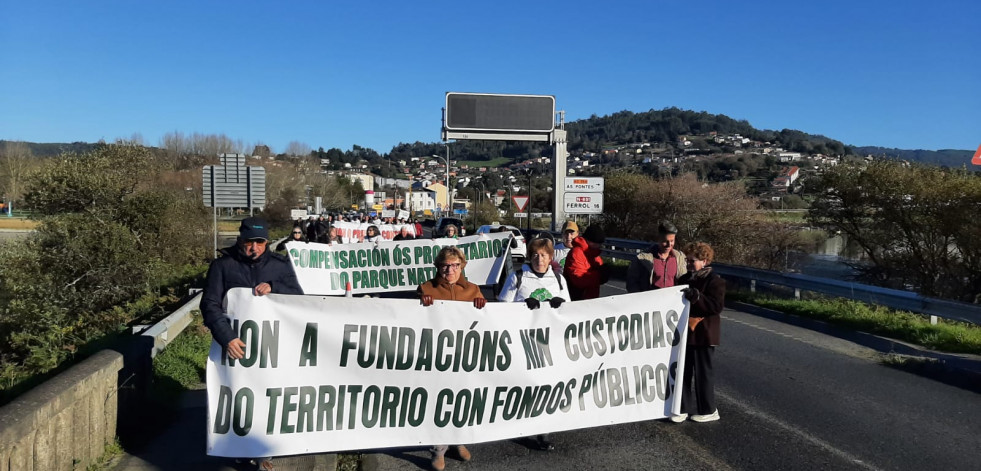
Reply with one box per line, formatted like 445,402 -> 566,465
601,172 -> 795,268
0,141 -> 39,206
285,141 -> 312,158
1,143 -> 211,382
808,160 -> 981,300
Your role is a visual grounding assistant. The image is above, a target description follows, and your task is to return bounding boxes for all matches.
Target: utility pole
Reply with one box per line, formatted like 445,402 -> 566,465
526,168 -> 532,234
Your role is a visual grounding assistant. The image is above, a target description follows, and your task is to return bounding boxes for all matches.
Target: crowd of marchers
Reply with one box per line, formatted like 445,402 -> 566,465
202,216 -> 726,471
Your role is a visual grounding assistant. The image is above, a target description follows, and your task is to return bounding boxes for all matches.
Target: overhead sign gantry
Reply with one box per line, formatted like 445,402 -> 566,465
441,92 -> 568,230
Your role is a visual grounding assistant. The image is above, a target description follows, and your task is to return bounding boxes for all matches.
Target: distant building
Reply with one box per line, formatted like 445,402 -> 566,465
252,145 -> 271,158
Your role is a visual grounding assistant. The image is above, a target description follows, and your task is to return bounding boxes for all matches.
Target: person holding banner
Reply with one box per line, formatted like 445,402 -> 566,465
673,242 -> 725,423
417,246 -> 485,471
498,238 -> 570,307
496,237 -> 570,451
326,225 -> 343,245
362,225 -> 382,243
442,224 -> 460,239
201,217 -> 305,470
393,226 -> 415,240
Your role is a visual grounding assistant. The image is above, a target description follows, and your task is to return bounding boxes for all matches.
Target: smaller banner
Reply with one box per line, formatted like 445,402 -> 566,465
286,232 -> 513,295
332,220 -> 416,243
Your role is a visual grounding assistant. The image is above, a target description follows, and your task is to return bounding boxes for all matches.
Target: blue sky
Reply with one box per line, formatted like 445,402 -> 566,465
2,0 -> 978,153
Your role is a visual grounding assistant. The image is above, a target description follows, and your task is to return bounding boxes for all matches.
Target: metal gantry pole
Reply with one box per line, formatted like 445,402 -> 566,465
445,143 -> 451,213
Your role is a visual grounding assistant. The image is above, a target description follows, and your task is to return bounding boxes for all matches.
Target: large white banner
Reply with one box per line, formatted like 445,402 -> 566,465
206,287 -> 690,457
331,220 -> 415,243
285,233 -> 512,295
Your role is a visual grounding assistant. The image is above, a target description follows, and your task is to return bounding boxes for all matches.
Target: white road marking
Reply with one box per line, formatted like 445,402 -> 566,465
717,389 -> 885,471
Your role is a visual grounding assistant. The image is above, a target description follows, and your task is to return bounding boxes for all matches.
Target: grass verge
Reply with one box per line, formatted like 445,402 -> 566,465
85,438 -> 124,471
729,291 -> 981,355
337,453 -> 362,471
0,217 -> 37,230
151,313 -> 212,404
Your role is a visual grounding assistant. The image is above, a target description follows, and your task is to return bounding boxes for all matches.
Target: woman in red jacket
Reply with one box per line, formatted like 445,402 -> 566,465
562,225 -> 608,300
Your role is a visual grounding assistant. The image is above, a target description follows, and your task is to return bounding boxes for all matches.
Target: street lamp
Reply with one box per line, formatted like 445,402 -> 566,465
432,144 -> 451,215
474,181 -> 486,227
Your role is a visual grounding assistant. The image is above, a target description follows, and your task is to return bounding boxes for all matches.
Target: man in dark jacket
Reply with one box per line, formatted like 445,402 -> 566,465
201,217 -> 304,471
202,217 -> 304,360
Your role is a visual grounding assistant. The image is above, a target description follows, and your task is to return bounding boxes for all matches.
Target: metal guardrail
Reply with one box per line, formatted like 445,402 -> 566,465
141,292 -> 202,358
565,232 -> 981,326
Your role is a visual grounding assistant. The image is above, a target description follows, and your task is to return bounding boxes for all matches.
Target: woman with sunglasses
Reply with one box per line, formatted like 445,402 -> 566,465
417,246 -> 486,470
275,226 -> 307,252
362,225 -> 382,243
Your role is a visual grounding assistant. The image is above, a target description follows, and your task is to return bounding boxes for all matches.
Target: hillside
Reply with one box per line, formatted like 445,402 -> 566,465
0,140 -> 100,157
850,146 -> 974,167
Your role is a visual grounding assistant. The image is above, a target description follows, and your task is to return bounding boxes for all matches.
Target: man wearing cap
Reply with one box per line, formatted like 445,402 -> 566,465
201,217 -> 303,470
553,220 -> 579,269
563,225 -> 608,300
203,217 -> 304,358
626,220 -> 687,293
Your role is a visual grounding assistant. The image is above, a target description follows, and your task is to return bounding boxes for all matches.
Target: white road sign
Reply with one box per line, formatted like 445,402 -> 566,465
564,192 -> 604,214
514,212 -> 528,218
564,177 -> 604,192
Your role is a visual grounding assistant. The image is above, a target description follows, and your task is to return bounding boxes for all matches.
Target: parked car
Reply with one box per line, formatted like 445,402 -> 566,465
476,224 -> 526,260
434,217 -> 466,237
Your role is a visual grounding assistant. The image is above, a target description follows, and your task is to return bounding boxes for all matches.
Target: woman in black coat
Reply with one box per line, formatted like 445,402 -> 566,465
275,226 -> 306,252
673,242 -> 726,423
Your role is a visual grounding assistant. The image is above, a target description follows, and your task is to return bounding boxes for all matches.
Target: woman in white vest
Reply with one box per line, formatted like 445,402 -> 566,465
496,236 -> 571,451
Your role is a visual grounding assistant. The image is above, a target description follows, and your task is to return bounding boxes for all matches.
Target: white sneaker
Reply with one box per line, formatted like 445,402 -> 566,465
669,413 -> 688,423
691,410 -> 720,422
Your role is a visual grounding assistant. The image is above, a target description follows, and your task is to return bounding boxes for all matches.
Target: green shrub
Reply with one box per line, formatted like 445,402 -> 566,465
731,292 -> 981,354
0,143 -> 212,403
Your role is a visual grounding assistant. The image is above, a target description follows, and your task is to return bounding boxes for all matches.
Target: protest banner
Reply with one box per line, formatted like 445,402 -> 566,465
206,287 -> 689,457
331,220 -> 417,243
286,232 -> 512,295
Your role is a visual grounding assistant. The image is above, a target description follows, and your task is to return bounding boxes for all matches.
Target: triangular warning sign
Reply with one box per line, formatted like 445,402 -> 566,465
512,196 -> 529,212
973,144 -> 981,166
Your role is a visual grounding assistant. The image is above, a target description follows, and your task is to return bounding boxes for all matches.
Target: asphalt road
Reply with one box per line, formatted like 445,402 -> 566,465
112,234 -> 981,470
370,280 -> 981,471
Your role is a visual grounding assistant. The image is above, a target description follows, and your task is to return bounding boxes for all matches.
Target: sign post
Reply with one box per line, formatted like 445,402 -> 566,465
203,154 -> 266,255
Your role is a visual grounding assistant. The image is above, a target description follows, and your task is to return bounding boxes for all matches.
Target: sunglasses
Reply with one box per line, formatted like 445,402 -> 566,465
439,263 -> 462,270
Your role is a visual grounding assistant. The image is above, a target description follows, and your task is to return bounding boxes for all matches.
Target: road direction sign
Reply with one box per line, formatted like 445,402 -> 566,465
564,192 -> 604,214
512,195 -> 529,212
564,177 -> 604,192
202,165 -> 265,209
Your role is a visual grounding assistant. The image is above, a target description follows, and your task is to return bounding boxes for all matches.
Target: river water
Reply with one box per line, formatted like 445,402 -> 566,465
794,233 -> 866,279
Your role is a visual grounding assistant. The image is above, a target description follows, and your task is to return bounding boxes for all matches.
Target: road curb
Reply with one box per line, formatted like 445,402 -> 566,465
729,300 -> 981,392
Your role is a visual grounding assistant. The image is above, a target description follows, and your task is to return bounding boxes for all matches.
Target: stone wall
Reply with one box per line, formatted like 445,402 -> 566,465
0,350 -> 123,471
